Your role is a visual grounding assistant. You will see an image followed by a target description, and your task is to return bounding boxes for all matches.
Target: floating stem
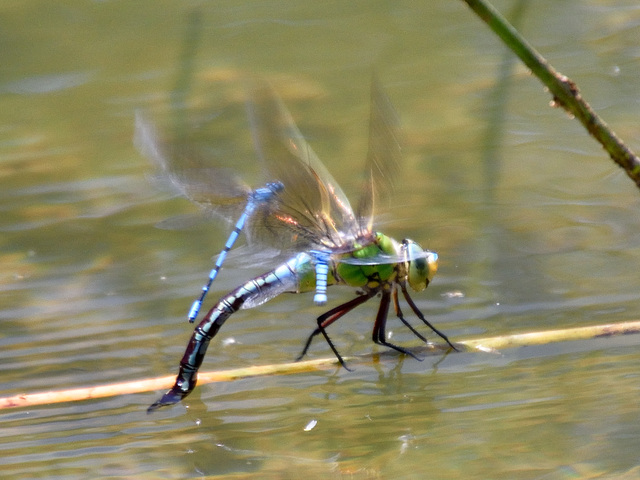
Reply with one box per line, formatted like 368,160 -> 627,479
2,320 -> 640,410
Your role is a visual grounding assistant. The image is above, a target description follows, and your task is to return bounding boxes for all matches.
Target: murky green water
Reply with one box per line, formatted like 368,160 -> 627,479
2,1 -> 640,478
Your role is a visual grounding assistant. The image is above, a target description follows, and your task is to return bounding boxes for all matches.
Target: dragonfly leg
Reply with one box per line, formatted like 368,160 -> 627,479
400,283 -> 458,351
372,289 -> 423,361
391,287 -> 428,343
296,291 -> 376,369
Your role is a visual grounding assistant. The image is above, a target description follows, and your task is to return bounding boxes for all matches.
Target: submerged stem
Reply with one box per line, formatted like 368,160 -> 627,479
3,320 -> 640,410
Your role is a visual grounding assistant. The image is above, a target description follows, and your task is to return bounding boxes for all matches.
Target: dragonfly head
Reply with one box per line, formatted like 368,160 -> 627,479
401,239 -> 438,292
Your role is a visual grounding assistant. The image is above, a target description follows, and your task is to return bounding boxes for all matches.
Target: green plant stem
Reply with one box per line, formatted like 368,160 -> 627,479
463,0 -> 640,188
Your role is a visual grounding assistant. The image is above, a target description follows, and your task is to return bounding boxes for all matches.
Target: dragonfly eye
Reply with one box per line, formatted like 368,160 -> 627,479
402,239 -> 438,292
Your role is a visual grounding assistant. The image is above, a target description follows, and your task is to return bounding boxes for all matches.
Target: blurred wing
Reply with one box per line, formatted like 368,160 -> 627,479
135,110 -> 250,217
245,81 -> 362,252
355,77 -> 403,233
240,269 -> 298,309
337,249 -> 436,266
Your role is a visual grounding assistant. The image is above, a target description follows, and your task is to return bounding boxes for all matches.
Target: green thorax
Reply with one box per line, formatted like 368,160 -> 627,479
334,232 -> 398,289
293,233 -> 400,294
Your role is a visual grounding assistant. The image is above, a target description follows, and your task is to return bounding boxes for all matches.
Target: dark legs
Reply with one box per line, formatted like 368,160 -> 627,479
399,283 -> 457,351
297,282 -> 456,369
371,289 -> 423,361
391,288 -> 427,343
296,283 -> 457,370
296,290 -> 376,369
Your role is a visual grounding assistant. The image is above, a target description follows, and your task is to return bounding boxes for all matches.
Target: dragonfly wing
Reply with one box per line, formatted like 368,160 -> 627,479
355,76 -> 403,233
244,81 -> 362,251
154,212 -> 216,231
240,267 -> 299,309
135,110 -> 250,217
337,249 -> 437,266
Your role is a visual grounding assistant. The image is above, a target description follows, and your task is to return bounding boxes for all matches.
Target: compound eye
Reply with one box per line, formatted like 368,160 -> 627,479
403,239 -> 438,292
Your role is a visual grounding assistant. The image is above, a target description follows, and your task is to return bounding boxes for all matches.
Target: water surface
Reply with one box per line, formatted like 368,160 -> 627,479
2,1 -> 640,478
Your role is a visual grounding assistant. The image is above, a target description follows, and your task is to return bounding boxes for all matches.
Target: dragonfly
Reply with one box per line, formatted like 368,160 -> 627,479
184,181 -> 284,323
137,78 -> 457,412
135,116 -> 282,324
136,119 -> 326,322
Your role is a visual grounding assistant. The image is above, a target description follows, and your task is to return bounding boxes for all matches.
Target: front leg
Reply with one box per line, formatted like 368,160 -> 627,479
400,282 -> 457,351
392,287 -> 428,343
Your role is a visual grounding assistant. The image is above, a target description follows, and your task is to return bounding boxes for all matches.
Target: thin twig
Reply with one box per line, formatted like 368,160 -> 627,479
462,0 -> 640,189
2,320 -> 640,410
